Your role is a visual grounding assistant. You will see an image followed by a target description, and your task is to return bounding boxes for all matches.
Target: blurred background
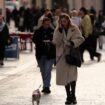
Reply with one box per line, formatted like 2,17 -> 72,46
0,0 -> 105,16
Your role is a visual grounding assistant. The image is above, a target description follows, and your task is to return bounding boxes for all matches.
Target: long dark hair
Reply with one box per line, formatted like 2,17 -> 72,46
80,7 -> 88,15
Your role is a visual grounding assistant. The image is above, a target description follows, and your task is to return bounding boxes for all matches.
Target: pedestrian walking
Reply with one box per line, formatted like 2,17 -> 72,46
53,13 -> 84,105
79,7 -> 94,62
24,7 -> 34,32
71,10 -> 81,27
11,7 -> 19,28
0,10 -> 9,66
18,10 -> 25,32
89,10 -> 101,61
96,10 -> 105,49
37,9 -> 51,28
33,17 -> 55,94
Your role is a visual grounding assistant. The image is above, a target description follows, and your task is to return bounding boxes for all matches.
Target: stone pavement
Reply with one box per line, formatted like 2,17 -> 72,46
0,50 -> 105,105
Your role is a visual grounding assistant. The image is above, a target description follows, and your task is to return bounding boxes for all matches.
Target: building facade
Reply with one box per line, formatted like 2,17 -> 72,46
67,0 -> 103,12
0,0 -> 5,16
21,0 -> 104,12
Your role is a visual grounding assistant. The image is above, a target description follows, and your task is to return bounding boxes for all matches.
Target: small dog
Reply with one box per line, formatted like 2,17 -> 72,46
32,89 -> 41,105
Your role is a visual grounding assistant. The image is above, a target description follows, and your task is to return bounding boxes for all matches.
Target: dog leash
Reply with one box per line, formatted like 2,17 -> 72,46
36,29 -> 68,90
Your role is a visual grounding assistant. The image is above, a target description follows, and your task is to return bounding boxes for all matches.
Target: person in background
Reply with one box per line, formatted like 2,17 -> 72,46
37,9 -> 51,28
89,8 -> 102,61
96,10 -> 105,49
11,7 -> 19,29
53,13 -> 84,105
71,10 -> 81,27
6,8 -> 11,26
33,17 -> 55,94
32,6 -> 42,29
24,7 -> 34,32
102,19 -> 105,31
53,7 -> 62,27
46,11 -> 55,29
18,10 -> 25,32
79,7 -> 94,62
0,10 -> 9,66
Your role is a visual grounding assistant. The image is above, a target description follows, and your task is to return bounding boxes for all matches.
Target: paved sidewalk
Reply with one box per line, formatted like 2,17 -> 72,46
0,52 -> 36,80
0,50 -> 105,105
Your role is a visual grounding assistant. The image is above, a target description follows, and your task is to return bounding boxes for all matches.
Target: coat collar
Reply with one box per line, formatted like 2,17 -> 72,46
66,26 -> 75,40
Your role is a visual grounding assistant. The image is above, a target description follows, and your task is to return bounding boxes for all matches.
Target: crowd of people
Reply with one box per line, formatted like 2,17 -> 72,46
32,6 -> 105,105
1,5 -> 105,105
7,6 -> 105,55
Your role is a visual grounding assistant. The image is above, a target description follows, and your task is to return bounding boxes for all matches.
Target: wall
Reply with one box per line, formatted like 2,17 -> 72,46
0,0 -> 5,16
74,0 -> 103,12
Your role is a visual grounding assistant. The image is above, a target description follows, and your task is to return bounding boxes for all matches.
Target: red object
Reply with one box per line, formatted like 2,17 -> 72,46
19,33 -> 33,40
12,0 -> 16,2
19,33 -> 33,52
10,32 -> 33,52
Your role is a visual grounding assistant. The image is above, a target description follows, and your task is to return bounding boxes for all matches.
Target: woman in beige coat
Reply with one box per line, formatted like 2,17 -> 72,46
53,13 -> 84,105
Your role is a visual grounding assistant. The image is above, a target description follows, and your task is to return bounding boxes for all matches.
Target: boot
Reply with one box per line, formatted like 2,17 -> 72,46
0,60 -> 4,66
71,81 -> 77,104
71,92 -> 77,104
65,84 -> 72,105
65,95 -> 72,105
97,54 -> 101,62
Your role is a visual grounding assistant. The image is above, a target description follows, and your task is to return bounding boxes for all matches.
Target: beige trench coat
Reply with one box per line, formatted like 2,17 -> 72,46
53,25 -> 84,86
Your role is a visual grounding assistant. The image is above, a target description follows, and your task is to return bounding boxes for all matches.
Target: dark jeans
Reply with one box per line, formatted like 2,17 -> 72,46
38,56 -> 54,88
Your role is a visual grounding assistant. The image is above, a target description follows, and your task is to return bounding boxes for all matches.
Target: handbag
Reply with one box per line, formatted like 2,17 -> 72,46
65,46 -> 82,67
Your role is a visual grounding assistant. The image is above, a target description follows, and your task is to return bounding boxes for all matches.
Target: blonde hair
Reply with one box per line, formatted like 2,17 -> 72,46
56,13 -> 73,29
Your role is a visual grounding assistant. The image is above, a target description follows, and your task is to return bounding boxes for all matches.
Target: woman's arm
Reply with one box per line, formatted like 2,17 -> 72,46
53,29 -> 63,46
70,26 -> 84,48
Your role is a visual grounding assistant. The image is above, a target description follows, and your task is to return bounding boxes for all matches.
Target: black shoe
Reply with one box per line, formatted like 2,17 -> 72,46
72,96 -> 77,104
90,56 -> 94,61
42,87 -> 51,94
99,46 -> 103,50
0,62 -> 4,66
81,58 -> 84,63
97,54 -> 101,62
71,92 -> 77,104
65,97 -> 72,105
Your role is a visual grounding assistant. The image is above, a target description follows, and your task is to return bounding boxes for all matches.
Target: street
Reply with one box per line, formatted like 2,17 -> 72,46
0,49 -> 105,105
0,0 -> 105,105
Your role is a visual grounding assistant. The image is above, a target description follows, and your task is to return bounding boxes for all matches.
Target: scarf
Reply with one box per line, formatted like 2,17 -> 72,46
0,21 -> 5,32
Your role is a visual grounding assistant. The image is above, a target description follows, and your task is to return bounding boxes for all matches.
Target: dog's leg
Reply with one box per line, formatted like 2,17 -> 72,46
32,98 -> 34,105
37,101 -> 40,105
32,101 -> 34,105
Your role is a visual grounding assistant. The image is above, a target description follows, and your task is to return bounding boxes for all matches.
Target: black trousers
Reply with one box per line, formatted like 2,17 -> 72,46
0,44 -> 5,61
89,35 -> 101,58
80,35 -> 100,61
80,36 -> 93,61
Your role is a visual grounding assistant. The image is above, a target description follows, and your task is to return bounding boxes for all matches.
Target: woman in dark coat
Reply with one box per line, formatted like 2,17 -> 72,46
33,17 -> 55,94
0,13 -> 9,66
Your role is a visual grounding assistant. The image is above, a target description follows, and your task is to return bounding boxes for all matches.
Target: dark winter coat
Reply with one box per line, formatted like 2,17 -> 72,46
33,26 -> 56,60
0,24 -> 9,45
0,24 -> 9,60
